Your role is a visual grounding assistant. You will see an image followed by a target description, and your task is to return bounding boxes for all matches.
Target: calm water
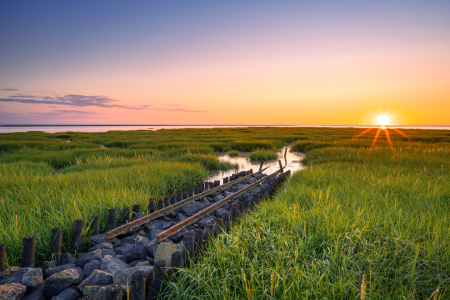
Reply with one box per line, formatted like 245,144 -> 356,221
207,146 -> 305,182
0,125 -> 449,134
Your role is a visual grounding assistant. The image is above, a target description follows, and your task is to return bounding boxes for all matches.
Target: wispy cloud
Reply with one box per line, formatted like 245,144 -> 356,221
0,88 -> 18,91
0,94 -> 147,110
153,104 -> 205,113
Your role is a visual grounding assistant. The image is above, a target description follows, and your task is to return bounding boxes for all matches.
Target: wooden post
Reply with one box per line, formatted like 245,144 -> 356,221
0,243 -> 5,272
50,228 -> 62,260
176,193 -> 182,203
170,195 -> 176,205
148,198 -> 155,213
259,161 -> 264,171
278,160 -> 283,172
284,147 -> 288,157
153,260 -> 167,295
122,207 -> 130,224
91,215 -> 100,235
108,209 -> 116,230
133,204 -> 141,215
130,270 -> 146,300
105,284 -> 122,300
182,235 -> 194,268
22,236 -> 35,268
73,220 -> 83,253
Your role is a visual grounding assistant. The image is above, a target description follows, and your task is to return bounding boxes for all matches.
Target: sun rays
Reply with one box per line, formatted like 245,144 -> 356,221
352,113 -> 414,155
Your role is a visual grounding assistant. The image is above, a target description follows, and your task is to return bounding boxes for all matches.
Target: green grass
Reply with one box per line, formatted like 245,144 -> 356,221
165,130 -> 450,299
248,149 -> 278,161
229,150 -> 240,157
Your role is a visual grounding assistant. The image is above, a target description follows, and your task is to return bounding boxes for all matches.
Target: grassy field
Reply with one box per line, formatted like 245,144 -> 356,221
0,127 -> 295,267
164,128 -> 450,299
248,149 -> 279,161
1,126 -> 450,299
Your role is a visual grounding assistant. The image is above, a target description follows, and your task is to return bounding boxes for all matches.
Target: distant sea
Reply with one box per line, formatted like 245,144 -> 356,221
0,125 -> 449,134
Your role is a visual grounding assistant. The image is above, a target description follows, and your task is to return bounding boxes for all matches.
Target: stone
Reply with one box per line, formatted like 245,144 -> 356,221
149,230 -> 163,241
76,250 -> 102,268
89,234 -> 121,247
120,236 -> 136,244
130,242 -> 150,261
136,261 -> 150,267
50,288 -> 80,300
114,243 -> 134,256
83,285 -> 106,299
115,255 -> 128,263
89,242 -> 113,251
135,235 -> 151,247
145,220 -> 164,231
154,242 -> 183,267
83,260 -> 101,278
213,195 -> 225,202
214,208 -> 229,218
197,216 -> 215,228
59,253 -> 76,265
43,263 -> 76,279
22,290 -> 46,300
113,266 -> 153,289
21,268 -> 44,288
174,213 -> 187,223
100,249 -> 116,258
43,269 -> 81,297
79,269 -> 113,292
162,221 -> 172,230
0,266 -> 21,280
145,256 -> 155,264
0,268 -> 28,285
128,260 -> 145,267
179,203 -> 198,216
79,296 -> 96,300
0,283 -> 27,300
100,255 -> 130,275
131,212 -> 145,221
168,228 -> 188,243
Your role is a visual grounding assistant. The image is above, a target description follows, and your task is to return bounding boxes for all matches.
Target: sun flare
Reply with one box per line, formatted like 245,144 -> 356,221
376,114 -> 391,129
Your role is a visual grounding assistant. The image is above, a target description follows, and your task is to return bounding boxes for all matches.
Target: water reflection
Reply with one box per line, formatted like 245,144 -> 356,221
208,146 -> 305,182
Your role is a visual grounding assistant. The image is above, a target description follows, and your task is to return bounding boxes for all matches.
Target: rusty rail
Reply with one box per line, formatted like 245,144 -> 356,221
105,166 -> 271,238
156,168 -> 282,242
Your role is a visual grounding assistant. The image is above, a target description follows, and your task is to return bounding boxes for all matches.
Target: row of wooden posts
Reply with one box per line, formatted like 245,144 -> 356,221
0,170 -> 252,272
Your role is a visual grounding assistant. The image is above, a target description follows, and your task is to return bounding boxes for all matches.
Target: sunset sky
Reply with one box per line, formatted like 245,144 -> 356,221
1,1 -> 449,125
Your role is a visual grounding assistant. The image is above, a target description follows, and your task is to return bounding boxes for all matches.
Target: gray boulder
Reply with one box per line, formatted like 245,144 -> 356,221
59,253 -> 76,265
83,260 -> 101,278
113,243 -> 134,256
179,203 -> 198,216
0,283 -> 27,300
0,267 -> 27,285
50,288 -> 79,300
100,249 -> 116,258
0,266 -> 20,280
76,250 -> 102,268
89,242 -> 113,251
100,255 -> 131,275
43,264 -> 76,279
89,234 -> 121,247
145,220 -> 164,231
22,290 -> 46,300
40,261 -> 56,273
43,269 -> 81,297
168,228 -> 188,243
214,208 -> 229,218
174,213 -> 187,223
79,269 -> 113,292
149,230 -> 163,241
21,268 -> 44,288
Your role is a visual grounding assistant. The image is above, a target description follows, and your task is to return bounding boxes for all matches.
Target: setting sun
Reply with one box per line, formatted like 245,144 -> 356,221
376,114 -> 391,129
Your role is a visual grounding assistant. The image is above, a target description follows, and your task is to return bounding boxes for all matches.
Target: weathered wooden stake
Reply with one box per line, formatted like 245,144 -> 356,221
148,198 -> 155,213
122,207 -> 130,224
108,209 -> 116,230
73,219 -> 83,253
130,270 -> 146,300
0,243 -> 5,272
182,235 -> 194,268
259,161 -> 264,171
170,195 -> 176,205
153,260 -> 167,295
171,251 -> 184,275
91,215 -> 100,235
50,228 -> 62,260
193,229 -> 203,254
133,204 -> 141,214
176,193 -> 182,203
105,284 -> 122,300
21,236 -> 35,268
188,189 -> 194,197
